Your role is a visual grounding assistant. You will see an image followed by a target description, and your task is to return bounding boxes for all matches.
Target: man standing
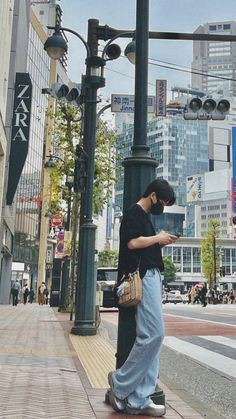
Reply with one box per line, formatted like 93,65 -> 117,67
11,279 -> 21,306
108,179 -> 178,417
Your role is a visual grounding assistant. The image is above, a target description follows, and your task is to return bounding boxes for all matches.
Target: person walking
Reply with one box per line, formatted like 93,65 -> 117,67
38,282 -> 46,305
29,288 -> 35,304
108,179 -> 177,417
11,279 -> 21,306
23,284 -> 30,304
199,284 -> 207,307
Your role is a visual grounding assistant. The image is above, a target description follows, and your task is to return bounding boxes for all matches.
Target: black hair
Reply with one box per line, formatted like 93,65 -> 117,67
143,179 -> 176,205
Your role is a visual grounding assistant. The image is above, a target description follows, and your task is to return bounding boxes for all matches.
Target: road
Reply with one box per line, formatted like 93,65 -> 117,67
101,304 -> 236,419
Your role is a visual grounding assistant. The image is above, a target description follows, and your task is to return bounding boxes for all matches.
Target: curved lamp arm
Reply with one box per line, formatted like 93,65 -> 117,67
47,25 -> 91,57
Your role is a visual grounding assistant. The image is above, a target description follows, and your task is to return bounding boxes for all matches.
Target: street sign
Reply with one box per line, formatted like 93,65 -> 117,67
156,79 -> 167,116
111,94 -> 155,113
51,214 -> 63,227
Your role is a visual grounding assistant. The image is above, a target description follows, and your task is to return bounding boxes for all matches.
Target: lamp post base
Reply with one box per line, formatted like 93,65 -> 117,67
71,322 -> 97,336
71,222 -> 97,337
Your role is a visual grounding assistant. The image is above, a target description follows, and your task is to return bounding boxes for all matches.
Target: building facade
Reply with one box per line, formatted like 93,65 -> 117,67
0,0 -> 64,303
192,20 -> 236,96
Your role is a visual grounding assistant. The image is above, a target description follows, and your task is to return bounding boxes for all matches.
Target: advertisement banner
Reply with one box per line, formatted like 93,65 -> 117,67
7,73 -> 32,205
186,175 -> 204,202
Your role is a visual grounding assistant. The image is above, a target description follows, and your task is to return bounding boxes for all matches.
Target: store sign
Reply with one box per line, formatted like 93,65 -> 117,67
156,79 -> 167,116
111,94 -> 155,113
6,73 -> 32,205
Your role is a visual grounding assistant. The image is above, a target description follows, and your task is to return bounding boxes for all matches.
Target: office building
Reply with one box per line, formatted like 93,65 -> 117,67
192,20 -> 236,96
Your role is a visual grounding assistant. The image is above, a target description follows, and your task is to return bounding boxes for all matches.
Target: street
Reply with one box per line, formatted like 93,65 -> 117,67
101,304 -> 236,419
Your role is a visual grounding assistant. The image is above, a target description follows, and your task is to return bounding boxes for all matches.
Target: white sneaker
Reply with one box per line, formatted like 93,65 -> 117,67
125,401 -> 166,417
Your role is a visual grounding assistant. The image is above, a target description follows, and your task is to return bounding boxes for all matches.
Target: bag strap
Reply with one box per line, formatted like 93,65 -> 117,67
136,256 -> 141,271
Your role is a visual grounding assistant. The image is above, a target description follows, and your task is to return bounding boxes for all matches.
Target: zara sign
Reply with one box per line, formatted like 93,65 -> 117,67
7,73 -> 32,205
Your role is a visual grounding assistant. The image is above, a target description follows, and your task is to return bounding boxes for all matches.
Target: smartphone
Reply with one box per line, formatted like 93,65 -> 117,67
170,233 -> 181,238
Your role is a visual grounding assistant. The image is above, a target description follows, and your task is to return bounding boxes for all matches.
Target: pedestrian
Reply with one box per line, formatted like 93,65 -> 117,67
199,283 -> 207,307
29,288 -> 35,303
206,288 -> 212,304
187,287 -> 191,304
108,178 -> 177,417
38,282 -> 46,305
11,279 -> 21,306
23,284 -> 29,304
43,287 -> 49,304
190,285 -> 198,303
229,289 -> 235,304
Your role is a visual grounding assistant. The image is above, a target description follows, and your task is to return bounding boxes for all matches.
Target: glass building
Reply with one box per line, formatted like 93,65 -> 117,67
115,114 -> 209,228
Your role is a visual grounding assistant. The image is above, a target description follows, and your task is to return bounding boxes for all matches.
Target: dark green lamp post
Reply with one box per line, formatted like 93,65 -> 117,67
116,0 -> 158,369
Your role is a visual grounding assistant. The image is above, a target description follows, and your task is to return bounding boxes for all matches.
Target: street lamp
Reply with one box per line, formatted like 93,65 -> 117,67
44,20 -> 131,336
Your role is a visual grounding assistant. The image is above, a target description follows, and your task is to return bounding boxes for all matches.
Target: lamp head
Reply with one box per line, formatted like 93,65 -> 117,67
44,30 -> 68,60
124,40 -> 136,64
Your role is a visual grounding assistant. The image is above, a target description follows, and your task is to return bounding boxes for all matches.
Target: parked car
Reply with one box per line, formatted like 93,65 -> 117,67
96,267 -> 118,308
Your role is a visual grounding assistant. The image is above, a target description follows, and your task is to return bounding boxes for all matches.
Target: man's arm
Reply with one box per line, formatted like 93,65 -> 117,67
128,231 -> 178,249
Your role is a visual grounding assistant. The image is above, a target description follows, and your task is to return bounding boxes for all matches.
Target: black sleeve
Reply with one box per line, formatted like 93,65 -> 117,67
120,211 -> 143,246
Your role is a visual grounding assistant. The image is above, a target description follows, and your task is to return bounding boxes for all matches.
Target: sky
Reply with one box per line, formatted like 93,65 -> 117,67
59,0 -> 236,110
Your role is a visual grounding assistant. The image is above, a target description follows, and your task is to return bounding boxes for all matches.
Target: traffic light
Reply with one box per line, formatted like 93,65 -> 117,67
42,82 -> 81,106
184,96 -> 230,120
74,145 -> 88,192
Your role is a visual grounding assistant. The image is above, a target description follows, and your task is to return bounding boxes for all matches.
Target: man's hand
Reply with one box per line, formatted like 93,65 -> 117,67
156,231 -> 179,246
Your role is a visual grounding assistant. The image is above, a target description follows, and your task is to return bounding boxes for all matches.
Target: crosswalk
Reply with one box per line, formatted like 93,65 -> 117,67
163,334 -> 236,379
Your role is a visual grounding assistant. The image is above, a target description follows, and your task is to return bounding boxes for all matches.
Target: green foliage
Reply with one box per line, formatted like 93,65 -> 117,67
98,249 -> 119,267
201,219 -> 221,287
162,256 -> 176,285
49,102 -> 117,216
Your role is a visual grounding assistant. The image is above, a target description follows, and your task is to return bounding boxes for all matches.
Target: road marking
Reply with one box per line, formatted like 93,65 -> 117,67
165,313 -> 236,328
200,335 -> 236,349
164,336 -> 236,378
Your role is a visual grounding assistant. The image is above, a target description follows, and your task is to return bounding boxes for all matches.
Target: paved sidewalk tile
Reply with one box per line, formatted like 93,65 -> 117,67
0,304 -> 95,419
0,304 -> 205,418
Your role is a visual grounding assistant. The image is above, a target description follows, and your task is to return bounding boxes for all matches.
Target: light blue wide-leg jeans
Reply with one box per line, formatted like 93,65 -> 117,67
112,268 -> 164,409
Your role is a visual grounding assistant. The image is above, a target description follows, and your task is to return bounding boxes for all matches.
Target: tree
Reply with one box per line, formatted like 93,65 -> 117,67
201,219 -> 221,289
48,102 -> 117,216
162,256 -> 176,286
98,249 -> 119,267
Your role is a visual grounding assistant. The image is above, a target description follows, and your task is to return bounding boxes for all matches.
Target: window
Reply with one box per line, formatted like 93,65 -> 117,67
209,25 -> 217,31
183,248 -> 191,272
223,24 -> 231,30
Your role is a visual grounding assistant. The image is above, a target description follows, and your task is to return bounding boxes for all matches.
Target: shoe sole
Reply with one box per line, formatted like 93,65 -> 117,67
125,406 -> 166,416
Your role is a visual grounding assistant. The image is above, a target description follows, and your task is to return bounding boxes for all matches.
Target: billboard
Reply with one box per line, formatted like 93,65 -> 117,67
186,175 -> 204,202
232,127 -> 236,214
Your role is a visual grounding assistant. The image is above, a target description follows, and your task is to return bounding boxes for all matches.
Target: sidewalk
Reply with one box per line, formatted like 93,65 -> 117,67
0,304 -> 204,419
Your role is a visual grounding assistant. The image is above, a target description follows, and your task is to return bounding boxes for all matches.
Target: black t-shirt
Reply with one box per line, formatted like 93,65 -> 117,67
118,203 -> 164,282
